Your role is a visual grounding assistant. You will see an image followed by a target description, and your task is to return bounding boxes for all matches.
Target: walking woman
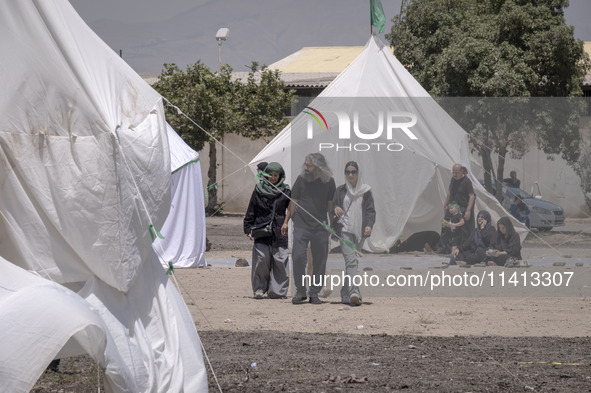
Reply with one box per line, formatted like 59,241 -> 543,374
332,161 -> 376,306
243,162 -> 291,299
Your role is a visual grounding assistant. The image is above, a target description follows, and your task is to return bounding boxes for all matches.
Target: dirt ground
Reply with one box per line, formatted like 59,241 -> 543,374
34,216 -> 591,392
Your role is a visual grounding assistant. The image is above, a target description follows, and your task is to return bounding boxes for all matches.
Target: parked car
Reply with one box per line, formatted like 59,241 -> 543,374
479,180 -> 565,231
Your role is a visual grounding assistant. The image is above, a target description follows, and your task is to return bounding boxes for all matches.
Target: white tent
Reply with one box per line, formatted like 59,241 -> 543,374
0,1 -> 207,392
250,36 -> 521,252
152,124 -> 207,268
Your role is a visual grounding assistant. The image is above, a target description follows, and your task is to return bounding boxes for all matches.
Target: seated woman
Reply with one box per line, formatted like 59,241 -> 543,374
452,210 -> 496,266
509,195 -> 530,228
485,216 -> 522,266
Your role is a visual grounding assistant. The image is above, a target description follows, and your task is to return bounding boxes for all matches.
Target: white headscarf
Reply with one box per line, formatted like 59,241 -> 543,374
343,166 -> 371,240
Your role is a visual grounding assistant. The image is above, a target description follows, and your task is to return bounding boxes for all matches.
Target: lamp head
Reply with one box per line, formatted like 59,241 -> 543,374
216,28 -> 229,41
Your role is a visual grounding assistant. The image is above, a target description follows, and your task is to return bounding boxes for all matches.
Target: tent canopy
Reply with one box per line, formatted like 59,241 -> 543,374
0,1 -> 207,391
250,35 -> 521,252
152,123 -> 207,268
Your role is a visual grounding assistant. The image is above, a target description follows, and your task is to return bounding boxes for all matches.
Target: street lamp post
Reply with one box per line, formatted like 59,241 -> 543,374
215,28 -> 229,72
213,27 -> 229,208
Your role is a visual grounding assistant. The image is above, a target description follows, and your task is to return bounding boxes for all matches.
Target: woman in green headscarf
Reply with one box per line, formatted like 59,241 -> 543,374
243,162 -> 291,299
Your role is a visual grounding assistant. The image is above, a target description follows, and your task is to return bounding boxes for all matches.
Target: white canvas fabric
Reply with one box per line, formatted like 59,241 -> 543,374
152,123 -> 207,268
250,35 -> 524,252
0,259 -> 108,393
0,1 -> 207,391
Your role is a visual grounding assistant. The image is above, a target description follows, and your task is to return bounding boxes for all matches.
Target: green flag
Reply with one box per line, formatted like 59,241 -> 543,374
370,0 -> 386,33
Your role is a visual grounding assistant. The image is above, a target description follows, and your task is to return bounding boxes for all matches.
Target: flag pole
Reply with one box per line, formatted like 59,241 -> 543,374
370,0 -> 373,35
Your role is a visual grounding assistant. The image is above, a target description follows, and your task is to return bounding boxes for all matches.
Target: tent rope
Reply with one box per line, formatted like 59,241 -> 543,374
206,180 -> 253,218
109,129 -> 165,249
163,98 -> 246,165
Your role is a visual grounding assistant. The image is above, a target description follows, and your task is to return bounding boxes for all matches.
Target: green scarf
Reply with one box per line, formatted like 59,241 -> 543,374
255,162 -> 290,198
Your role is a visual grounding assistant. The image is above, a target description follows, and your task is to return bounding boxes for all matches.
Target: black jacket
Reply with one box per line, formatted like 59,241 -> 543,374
459,225 -> 496,253
332,184 -> 376,238
243,189 -> 291,247
493,216 -> 522,259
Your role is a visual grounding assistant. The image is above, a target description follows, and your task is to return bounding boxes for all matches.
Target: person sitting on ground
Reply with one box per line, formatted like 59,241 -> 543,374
509,195 -> 530,228
452,210 -> 496,266
435,201 -> 465,255
485,216 -> 522,266
503,170 -> 521,188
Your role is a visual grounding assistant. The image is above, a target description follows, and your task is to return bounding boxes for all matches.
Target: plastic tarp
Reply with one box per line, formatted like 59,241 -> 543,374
152,124 -> 207,268
0,0 -> 207,391
250,36 -> 523,252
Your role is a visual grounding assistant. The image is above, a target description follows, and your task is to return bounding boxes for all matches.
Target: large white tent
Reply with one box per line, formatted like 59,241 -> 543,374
250,36 -> 520,252
152,124 -> 207,268
0,1 -> 207,392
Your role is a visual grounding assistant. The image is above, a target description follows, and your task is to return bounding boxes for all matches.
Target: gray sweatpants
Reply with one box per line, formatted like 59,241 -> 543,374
340,232 -> 361,300
251,242 -> 289,298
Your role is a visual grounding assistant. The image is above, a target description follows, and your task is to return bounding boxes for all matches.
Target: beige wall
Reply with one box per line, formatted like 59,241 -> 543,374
198,133 -> 268,215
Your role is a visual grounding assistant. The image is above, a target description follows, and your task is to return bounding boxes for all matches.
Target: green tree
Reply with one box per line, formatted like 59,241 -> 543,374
153,62 -> 293,215
387,0 -> 590,200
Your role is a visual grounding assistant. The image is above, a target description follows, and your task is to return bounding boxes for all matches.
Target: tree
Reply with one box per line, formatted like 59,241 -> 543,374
387,0 -> 590,201
153,62 -> 293,215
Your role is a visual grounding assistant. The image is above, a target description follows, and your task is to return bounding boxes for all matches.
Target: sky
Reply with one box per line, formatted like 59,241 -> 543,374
69,0 -> 591,75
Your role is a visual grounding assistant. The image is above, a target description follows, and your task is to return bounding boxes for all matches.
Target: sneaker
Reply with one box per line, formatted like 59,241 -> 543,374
350,294 -> 362,306
254,290 -> 264,299
341,296 -> 351,305
504,257 -> 517,267
291,295 -> 307,304
309,296 -> 322,304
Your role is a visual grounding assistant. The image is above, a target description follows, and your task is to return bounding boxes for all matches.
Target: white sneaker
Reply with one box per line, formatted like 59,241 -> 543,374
254,290 -> 264,299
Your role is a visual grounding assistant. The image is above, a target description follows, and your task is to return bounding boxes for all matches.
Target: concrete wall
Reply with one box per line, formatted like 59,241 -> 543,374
198,133 -> 268,215
470,124 -> 591,218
